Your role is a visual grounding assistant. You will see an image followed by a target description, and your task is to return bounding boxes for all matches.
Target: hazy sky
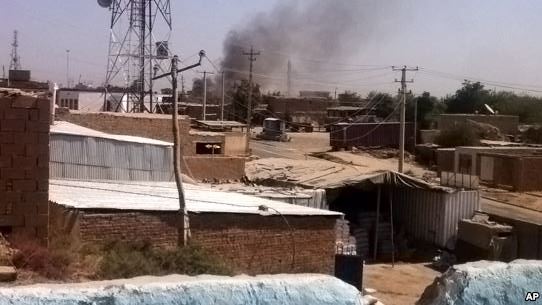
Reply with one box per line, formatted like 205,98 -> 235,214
1,0 -> 542,97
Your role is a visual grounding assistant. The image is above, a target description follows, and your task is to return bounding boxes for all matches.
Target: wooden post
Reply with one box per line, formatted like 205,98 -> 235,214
373,185 -> 381,260
389,187 -> 395,267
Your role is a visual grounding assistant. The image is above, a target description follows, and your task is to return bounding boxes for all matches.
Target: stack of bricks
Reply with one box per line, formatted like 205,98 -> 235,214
0,90 -> 49,241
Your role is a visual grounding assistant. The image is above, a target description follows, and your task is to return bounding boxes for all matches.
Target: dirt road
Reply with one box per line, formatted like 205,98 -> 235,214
364,263 -> 440,305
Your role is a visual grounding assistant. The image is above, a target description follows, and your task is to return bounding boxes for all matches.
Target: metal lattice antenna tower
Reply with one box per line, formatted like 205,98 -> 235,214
101,0 -> 172,113
9,30 -> 21,70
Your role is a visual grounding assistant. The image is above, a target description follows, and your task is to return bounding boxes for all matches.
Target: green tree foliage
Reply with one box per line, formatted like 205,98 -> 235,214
229,80 -> 261,123
406,91 -> 443,129
443,81 -> 542,123
338,91 -> 363,105
367,91 -> 398,119
444,81 -> 490,113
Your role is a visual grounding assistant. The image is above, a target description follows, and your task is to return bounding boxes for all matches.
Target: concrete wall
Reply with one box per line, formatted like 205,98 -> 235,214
453,147 -> 542,176
438,114 -> 519,135
48,204 -> 338,275
0,92 -> 50,241
485,213 -> 542,259
224,132 -> 247,156
486,154 -> 542,192
55,110 -> 191,142
183,157 -> 245,181
436,148 -> 456,175
419,129 -> 440,144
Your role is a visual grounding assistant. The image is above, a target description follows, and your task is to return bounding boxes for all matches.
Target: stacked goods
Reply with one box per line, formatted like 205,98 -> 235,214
351,227 -> 369,258
335,219 -> 356,255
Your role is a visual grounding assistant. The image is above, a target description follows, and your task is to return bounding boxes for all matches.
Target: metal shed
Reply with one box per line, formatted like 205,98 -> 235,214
50,121 -> 173,181
392,187 -> 480,248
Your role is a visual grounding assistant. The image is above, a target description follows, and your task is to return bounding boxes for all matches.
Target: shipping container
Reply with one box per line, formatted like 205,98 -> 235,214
330,122 -> 415,150
8,69 -> 31,81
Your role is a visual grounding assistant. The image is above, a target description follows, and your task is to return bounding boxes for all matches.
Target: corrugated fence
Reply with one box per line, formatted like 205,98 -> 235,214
50,134 -> 174,181
392,187 -> 480,248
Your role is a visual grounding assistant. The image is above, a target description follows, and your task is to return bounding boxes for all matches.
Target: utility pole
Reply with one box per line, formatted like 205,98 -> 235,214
66,49 -> 70,88
198,71 -> 214,121
287,59 -> 292,97
242,46 -> 260,155
153,51 -> 205,246
393,65 -> 418,173
221,71 -> 225,121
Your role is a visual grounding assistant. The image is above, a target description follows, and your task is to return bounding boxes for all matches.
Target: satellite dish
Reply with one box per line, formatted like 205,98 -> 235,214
484,104 -> 495,115
97,0 -> 112,8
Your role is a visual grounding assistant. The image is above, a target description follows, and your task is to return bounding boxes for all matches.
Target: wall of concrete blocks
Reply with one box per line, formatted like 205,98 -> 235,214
0,91 -> 50,241
48,204 -> 338,275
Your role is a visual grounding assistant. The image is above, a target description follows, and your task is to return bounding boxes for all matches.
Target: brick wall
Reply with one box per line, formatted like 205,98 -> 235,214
190,214 -> 337,274
48,204 -> 338,275
0,91 -> 49,241
55,110 -> 191,142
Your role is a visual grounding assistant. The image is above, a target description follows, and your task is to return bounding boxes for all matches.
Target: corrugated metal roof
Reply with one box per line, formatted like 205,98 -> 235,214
246,158 -> 454,192
51,121 -> 172,146
49,179 -> 342,217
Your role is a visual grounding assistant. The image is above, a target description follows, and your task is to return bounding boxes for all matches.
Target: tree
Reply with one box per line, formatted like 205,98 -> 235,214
406,91 -> 442,129
444,81 -> 490,113
367,91 -> 398,120
229,80 -> 261,123
338,91 -> 363,105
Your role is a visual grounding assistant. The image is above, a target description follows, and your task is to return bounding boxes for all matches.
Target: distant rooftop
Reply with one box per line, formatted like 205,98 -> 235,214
52,121 -> 172,146
49,179 -> 342,217
65,110 -> 190,121
327,106 -> 367,111
195,120 -> 247,128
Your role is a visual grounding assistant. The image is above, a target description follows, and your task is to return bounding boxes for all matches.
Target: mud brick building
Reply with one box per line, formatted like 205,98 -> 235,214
0,90 -> 49,241
49,180 -> 342,275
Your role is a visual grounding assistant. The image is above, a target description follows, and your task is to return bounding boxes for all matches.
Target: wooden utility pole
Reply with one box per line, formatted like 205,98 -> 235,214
221,71 -> 225,121
153,51 -> 204,246
198,71 -> 214,121
393,66 -> 418,173
242,46 -> 260,155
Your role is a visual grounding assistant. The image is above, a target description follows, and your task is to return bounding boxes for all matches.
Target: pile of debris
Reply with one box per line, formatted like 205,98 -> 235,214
417,260 -> 542,305
466,119 -> 505,141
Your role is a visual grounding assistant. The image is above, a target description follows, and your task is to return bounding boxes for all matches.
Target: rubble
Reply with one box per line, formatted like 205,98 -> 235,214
417,260 -> 542,305
466,119 -> 505,141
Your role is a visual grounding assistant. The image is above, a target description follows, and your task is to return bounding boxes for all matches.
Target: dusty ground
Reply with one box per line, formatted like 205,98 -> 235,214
364,263 -> 440,305
250,130 -> 331,159
481,188 -> 542,213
